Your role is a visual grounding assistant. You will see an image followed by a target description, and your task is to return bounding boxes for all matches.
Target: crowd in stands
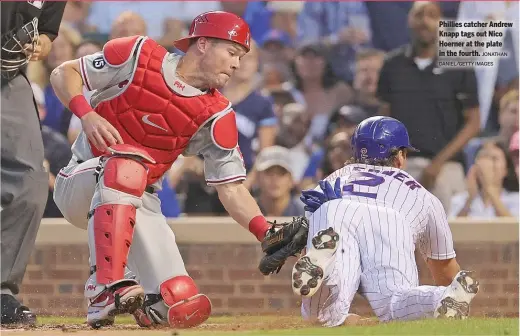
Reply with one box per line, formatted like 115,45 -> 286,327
27,1 -> 519,220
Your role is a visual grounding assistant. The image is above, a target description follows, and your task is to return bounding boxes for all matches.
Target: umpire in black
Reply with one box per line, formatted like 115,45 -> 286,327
1,1 -> 66,325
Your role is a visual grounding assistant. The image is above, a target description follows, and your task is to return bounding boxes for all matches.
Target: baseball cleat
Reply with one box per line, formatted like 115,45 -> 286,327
87,283 -> 145,329
292,227 -> 339,297
434,270 -> 480,319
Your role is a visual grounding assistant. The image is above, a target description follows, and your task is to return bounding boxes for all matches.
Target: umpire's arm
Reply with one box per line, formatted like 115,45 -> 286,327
39,1 -> 66,40
32,1 -> 67,60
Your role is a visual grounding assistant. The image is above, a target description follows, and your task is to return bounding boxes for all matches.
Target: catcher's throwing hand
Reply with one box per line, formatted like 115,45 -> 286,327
258,216 -> 309,275
81,111 -> 124,152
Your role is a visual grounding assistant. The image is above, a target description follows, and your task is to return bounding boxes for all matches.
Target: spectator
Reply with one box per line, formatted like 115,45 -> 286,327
351,48 -> 385,116
31,83 -> 72,218
267,1 -> 304,42
275,103 -> 311,183
110,11 -> 147,40
297,2 -> 372,83
291,43 -> 353,144
260,62 -> 293,91
320,131 -> 354,180
509,131 -> 519,178
222,1 -> 269,43
222,40 -> 277,172
62,1 -> 93,34
68,40 -> 103,145
325,104 -> 368,141
258,29 -> 294,64
168,156 -> 226,216
42,23 -> 82,137
376,1 -> 480,213
86,2 -> 221,40
300,129 -> 356,190
75,39 -> 103,59
364,2 -> 460,52
465,89 -> 519,167
264,86 -> 298,119
254,146 -> 305,217
156,175 -> 181,219
457,1 -> 519,132
495,89 -> 519,146
450,140 -> 519,218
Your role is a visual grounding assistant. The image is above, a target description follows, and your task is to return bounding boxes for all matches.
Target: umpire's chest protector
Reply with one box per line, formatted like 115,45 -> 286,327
93,36 -> 238,184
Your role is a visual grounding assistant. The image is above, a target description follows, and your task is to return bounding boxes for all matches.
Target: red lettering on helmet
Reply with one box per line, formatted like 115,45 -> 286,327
174,81 -> 185,91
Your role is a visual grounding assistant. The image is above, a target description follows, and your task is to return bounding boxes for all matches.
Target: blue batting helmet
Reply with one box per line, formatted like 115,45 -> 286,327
351,116 -> 418,162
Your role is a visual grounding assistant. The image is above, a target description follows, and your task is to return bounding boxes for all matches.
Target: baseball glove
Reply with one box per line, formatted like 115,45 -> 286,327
258,216 -> 309,275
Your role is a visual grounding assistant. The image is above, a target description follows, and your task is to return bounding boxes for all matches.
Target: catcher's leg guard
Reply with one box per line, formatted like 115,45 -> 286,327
92,156 -> 147,285
160,276 -> 211,328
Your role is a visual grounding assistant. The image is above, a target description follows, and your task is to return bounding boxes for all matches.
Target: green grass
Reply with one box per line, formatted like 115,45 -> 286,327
35,316 -> 518,336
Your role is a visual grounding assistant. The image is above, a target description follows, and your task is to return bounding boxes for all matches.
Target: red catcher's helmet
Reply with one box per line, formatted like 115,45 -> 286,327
173,11 -> 251,53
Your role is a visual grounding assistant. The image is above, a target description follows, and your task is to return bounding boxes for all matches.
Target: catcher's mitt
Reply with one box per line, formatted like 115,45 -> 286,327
258,216 -> 309,275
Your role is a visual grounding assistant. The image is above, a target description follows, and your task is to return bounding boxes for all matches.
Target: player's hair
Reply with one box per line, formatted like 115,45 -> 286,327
346,147 -> 404,167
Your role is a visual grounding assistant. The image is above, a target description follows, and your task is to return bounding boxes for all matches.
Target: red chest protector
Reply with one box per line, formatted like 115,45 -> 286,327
92,36 -> 236,185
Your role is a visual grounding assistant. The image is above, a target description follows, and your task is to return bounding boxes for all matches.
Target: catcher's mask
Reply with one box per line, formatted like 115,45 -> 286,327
1,18 -> 39,79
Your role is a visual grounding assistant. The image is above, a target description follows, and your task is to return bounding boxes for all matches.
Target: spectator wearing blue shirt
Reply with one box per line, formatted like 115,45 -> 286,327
156,178 -> 181,218
221,40 -> 278,173
297,2 -> 372,83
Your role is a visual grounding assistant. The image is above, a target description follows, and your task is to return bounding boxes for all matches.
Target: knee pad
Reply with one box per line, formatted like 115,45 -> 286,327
102,156 -> 147,197
160,275 -> 212,329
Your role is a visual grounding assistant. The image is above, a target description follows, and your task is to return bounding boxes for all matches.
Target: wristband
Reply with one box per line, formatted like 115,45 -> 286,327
248,215 -> 271,242
69,95 -> 92,119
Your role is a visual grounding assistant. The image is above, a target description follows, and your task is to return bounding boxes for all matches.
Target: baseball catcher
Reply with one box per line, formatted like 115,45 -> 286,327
50,11 -> 307,329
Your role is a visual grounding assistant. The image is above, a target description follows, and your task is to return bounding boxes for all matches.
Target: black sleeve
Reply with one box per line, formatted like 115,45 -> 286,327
376,59 -> 392,104
458,69 -> 479,110
38,1 -> 67,41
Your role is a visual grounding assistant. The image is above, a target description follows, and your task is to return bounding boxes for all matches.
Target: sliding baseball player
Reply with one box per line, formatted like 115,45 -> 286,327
297,116 -> 480,326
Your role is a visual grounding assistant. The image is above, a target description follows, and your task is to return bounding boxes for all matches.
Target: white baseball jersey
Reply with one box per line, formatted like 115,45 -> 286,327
71,46 -> 246,188
302,163 -> 455,326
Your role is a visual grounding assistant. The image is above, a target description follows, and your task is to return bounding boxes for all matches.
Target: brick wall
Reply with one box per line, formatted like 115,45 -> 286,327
19,239 -> 518,317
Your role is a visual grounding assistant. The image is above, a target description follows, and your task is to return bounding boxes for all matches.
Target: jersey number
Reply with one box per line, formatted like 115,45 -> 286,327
343,172 -> 385,199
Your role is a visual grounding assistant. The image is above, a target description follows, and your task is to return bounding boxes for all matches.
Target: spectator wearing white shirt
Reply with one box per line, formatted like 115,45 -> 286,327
450,140 -> 519,218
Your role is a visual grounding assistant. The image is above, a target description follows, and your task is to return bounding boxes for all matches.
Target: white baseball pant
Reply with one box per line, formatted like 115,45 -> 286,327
53,157 -> 188,295
302,200 -> 447,327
